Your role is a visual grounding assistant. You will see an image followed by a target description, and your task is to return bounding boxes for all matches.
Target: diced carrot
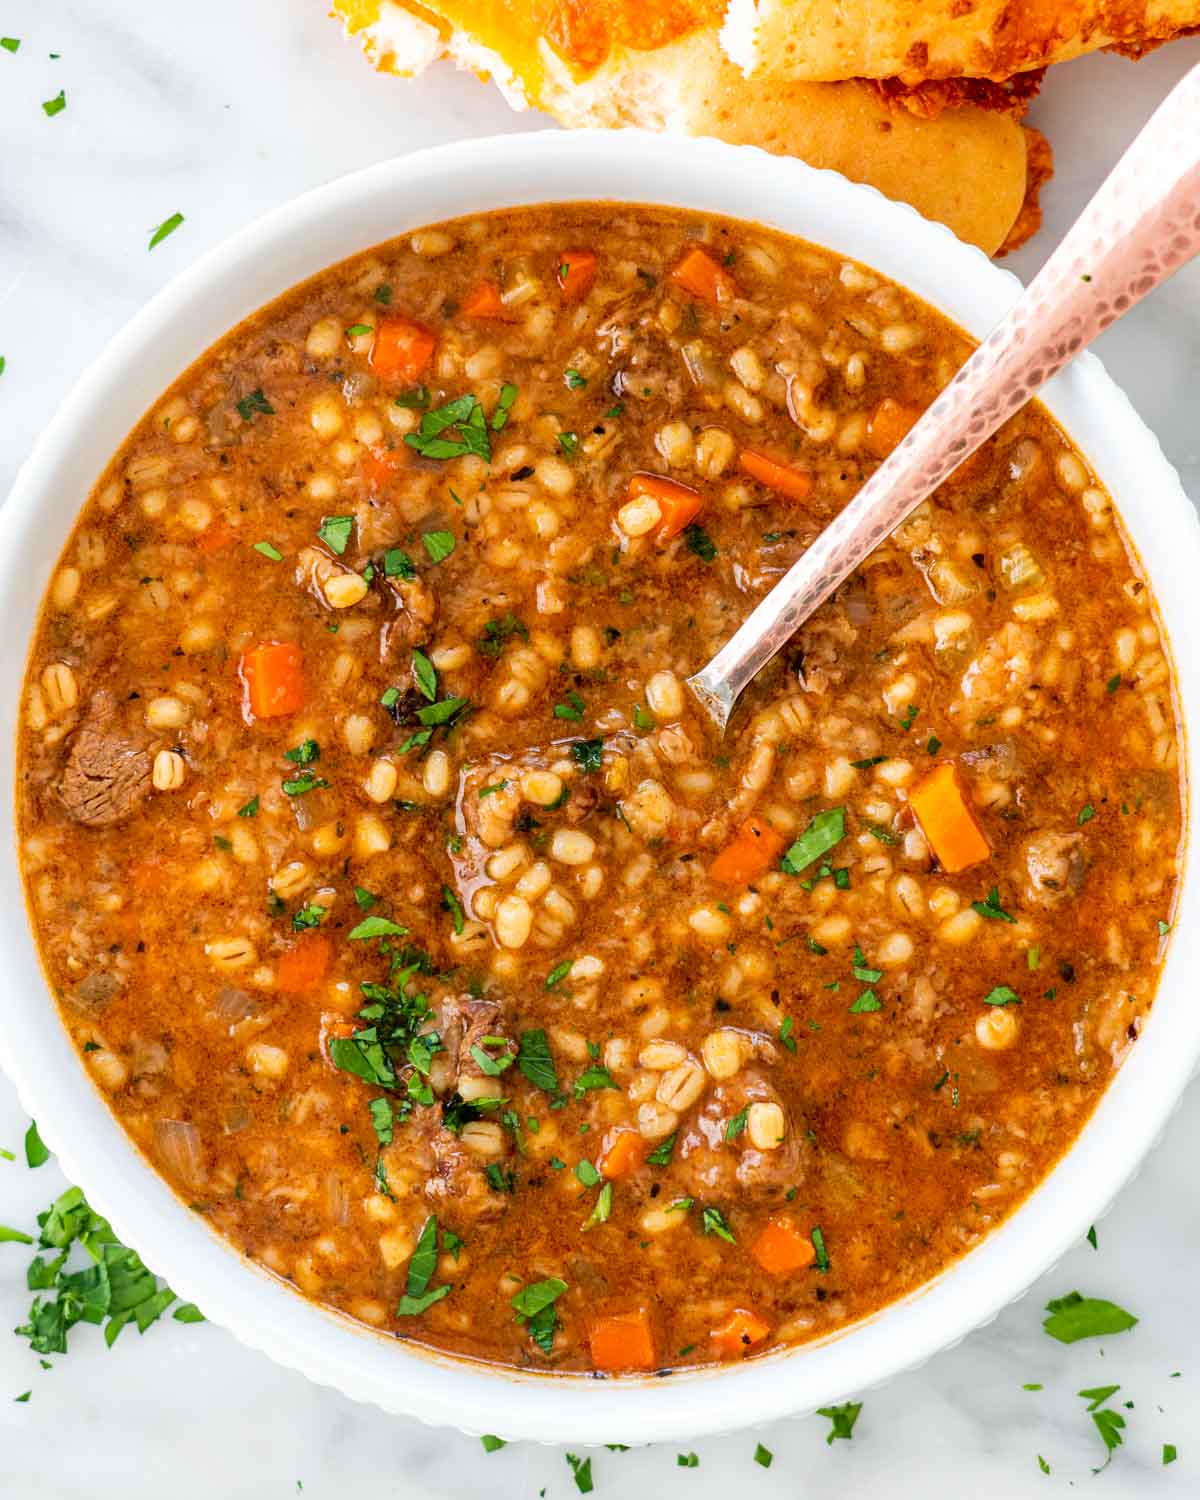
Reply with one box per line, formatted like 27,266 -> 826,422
598,1128 -> 648,1181
709,816 -> 786,885
277,934 -> 332,994
738,448 -> 814,503
750,1219 -> 816,1276
239,641 -> 305,720
369,315 -> 436,383
461,280 -> 517,322
710,1307 -> 771,1359
194,516 -> 235,554
866,398 -> 922,459
909,762 -> 991,874
669,246 -> 737,305
589,1308 -> 657,1372
361,445 -> 408,493
556,249 -> 597,304
626,472 -> 704,545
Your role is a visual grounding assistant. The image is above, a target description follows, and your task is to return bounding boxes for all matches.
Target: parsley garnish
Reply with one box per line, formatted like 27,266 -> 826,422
318,515 -> 353,556
480,1434 -> 506,1453
811,1224 -> 830,1272
491,382 -> 518,431
236,388 -> 274,421
383,548 -> 416,578
517,1030 -> 560,1096
24,1122 -> 49,1170
404,393 -> 491,462
573,1065 -> 618,1100
972,886 -> 1015,922
684,523 -> 717,563
441,884 -> 465,936
1078,1385 -> 1125,1471
558,432 -> 579,457
570,738 -> 604,774
725,1108 -> 748,1140
647,1132 -> 677,1166
565,1453 -> 594,1494
1077,803 -> 1095,826
780,808 -> 846,875
545,959 -> 573,989
395,1215 -> 452,1316
899,703 -> 919,731
565,368 -> 587,389
817,1402 -> 861,1444
512,1277 -> 567,1355
1043,1292 -> 1137,1343
42,90 -> 66,117
236,795 -> 259,818
412,649 -> 437,702
253,541 -> 282,562
982,985 -> 1021,1006
554,690 -> 585,721
754,1443 -> 773,1468
422,530 -> 455,564
701,1206 -> 735,1244
476,612 -> 528,658
148,212 -> 184,251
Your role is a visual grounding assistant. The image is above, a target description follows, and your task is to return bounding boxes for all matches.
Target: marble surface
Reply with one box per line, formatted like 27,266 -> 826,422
2,4 -> 1200,1495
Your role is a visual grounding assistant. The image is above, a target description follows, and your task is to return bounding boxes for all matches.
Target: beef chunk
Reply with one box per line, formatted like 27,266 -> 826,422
58,692 -> 151,827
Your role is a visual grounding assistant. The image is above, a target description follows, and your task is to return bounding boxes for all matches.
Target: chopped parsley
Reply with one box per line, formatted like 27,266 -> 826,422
754,1443 -> 773,1468
345,323 -> 373,338
480,1435 -> 506,1453
982,985 -> 1021,1007
926,734 -> 942,755
393,385 -> 429,409
570,738 -> 604,774
24,1122 -> 49,1170
1078,1385 -> 1125,1471
236,795 -> 259,818
558,431 -> 579,457
476,612 -> 528,658
1042,1292 -> 1138,1343
700,1206 -> 735,1244
972,886 -> 1016,922
1077,803 -> 1095,826
42,89 -> 66,117
383,548 -> 416,579
684,523 -> 717,563
899,703 -> 919,731
512,1277 -> 567,1355
780,808 -> 846,875
565,368 -> 587,389
441,884 -> 465,936
517,1030 -> 560,1096
404,393 -> 491,462
779,1017 -> 796,1053
317,515 -> 354,556
677,1453 -> 699,1468
148,212 -> 185,251
811,1225 -> 830,1272
817,1402 -> 862,1444
422,530 -> 456,564
395,1215 -> 452,1316
415,695 -> 468,727
565,1453 -> 594,1494
554,690 -> 586,721
725,1108 -> 749,1141
236,388 -> 274,421
545,959 -> 573,989
412,649 -> 437,702
633,704 -> 655,731
491,382 -> 518,431
647,1132 -> 677,1166
848,990 -> 881,1014
253,541 -> 283,562
573,1065 -> 619,1099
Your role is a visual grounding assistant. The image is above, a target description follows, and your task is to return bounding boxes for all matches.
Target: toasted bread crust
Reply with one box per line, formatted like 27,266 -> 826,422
721,0 -> 1199,86
329,0 -> 1038,255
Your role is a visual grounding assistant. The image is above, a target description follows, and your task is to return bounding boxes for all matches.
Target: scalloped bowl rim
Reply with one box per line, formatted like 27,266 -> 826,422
0,129 -> 1196,1446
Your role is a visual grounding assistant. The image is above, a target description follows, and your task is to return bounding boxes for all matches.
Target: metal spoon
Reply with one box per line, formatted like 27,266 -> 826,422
687,63 -> 1200,734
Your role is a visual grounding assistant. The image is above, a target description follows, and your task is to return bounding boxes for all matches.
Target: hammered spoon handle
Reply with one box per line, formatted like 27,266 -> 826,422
687,62 -> 1200,733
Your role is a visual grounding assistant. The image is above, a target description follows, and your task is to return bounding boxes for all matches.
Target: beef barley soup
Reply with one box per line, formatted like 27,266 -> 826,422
17,205 -> 1183,1375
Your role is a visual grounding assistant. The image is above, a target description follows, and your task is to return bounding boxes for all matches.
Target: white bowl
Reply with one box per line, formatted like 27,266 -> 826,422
1,129 -> 1196,1446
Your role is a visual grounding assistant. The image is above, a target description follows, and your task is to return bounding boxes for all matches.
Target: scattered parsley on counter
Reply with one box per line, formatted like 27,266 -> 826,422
24,1121 -> 49,1169
480,1435 -> 506,1453
41,89 -> 66,117
148,212 -> 184,251
817,1401 -> 862,1444
1042,1292 -> 1138,1344
1078,1385 -> 1125,1471
565,1453 -> 594,1494
12,1184 -> 203,1353
753,1443 -> 773,1468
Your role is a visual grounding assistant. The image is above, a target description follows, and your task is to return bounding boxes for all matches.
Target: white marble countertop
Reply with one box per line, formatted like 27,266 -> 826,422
1,4 -> 1199,1495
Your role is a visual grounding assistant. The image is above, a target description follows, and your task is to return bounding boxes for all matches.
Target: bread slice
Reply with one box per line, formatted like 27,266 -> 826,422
721,0 -> 1198,86
330,0 -> 1044,255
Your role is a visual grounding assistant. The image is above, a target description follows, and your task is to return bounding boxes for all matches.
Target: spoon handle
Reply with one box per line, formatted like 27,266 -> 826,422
688,63 -> 1200,733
